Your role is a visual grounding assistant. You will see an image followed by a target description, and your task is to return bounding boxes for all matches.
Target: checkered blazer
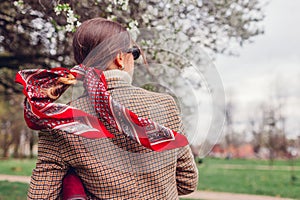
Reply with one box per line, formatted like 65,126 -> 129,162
28,74 -> 198,200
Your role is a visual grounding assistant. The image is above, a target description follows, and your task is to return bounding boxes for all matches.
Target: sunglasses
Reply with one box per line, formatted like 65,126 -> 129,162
125,46 -> 141,60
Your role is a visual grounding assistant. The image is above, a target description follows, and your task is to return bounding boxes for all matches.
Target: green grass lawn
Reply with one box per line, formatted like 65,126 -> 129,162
0,180 -> 198,200
0,158 -> 299,199
198,158 -> 300,199
0,181 -> 28,200
0,158 -> 36,176
200,157 -> 300,166
0,159 -> 34,199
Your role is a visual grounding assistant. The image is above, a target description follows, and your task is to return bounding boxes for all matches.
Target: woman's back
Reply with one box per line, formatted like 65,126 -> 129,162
29,70 -> 197,199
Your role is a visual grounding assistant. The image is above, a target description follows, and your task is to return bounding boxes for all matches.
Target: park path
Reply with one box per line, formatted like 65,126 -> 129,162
209,164 -> 300,171
0,174 -> 296,200
181,191 -> 295,200
0,174 -> 30,183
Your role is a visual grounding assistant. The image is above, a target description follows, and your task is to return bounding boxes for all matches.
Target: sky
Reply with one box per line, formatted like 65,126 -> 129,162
214,0 -> 300,139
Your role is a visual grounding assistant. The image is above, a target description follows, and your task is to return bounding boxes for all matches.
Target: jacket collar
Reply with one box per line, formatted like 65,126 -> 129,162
103,69 -> 132,90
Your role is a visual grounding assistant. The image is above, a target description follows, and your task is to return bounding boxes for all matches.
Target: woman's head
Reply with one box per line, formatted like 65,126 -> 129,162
73,18 -> 132,69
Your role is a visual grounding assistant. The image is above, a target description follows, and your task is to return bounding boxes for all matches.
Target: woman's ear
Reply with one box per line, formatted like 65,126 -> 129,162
114,52 -> 124,69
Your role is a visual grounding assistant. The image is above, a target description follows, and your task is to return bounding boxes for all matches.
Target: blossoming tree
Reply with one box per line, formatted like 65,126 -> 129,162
1,0 -> 264,69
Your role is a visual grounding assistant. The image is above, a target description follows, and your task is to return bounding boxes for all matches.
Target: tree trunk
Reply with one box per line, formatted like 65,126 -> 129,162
29,133 -> 35,159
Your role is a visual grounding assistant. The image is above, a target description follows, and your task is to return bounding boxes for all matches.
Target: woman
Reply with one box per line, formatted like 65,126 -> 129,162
16,18 -> 198,199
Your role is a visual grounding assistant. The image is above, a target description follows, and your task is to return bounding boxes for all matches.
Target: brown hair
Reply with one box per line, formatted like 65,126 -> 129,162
46,18 -> 133,99
73,18 -> 127,64
44,18 -> 131,99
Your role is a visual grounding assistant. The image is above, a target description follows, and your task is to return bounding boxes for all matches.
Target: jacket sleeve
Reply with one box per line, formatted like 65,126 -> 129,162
176,145 -> 198,195
28,131 -> 69,200
166,96 -> 198,195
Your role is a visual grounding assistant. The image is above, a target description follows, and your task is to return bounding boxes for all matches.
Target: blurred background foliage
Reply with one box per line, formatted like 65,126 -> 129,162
0,0 -> 265,158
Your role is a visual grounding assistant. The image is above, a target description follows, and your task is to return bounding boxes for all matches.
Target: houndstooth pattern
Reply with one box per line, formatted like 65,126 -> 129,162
28,76 -> 198,200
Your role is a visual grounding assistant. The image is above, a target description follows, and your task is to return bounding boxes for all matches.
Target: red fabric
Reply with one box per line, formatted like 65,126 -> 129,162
15,64 -> 189,151
62,170 -> 86,200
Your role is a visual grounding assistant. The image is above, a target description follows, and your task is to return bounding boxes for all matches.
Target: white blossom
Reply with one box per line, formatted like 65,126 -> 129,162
76,21 -> 81,27
128,20 -> 138,29
13,0 -> 24,10
53,3 -> 80,32
112,0 -> 129,11
67,10 -> 77,24
65,24 -> 74,32
107,15 -> 117,21
127,20 -> 139,40
54,6 -> 61,15
121,4 -> 128,11
107,4 -> 113,12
